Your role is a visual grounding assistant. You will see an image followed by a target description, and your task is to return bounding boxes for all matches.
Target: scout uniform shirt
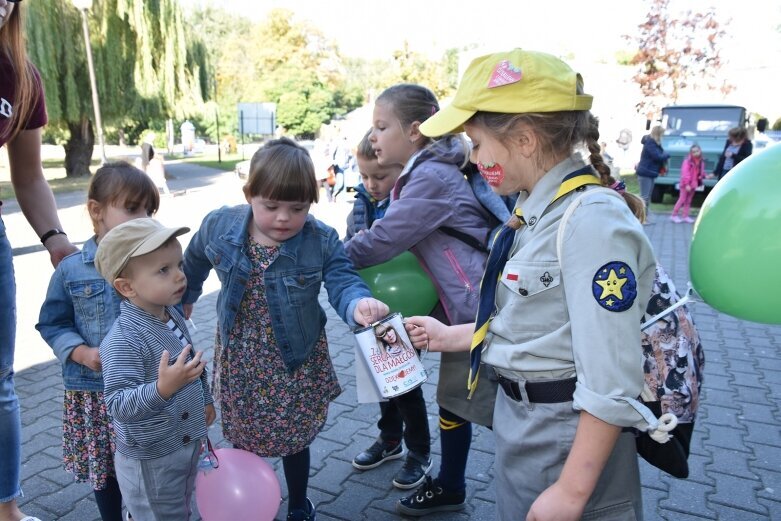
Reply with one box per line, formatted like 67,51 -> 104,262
482,155 -> 657,430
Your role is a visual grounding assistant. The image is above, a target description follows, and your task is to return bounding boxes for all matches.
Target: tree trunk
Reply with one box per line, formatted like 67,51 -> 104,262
64,118 -> 95,177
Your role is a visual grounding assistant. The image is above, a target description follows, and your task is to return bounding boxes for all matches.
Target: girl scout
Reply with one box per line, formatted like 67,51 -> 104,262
403,49 -> 659,521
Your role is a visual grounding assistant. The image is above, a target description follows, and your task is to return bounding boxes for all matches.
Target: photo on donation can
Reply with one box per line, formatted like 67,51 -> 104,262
353,312 -> 427,399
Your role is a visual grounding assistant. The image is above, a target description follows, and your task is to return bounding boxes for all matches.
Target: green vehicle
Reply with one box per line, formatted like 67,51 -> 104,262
651,104 -> 748,203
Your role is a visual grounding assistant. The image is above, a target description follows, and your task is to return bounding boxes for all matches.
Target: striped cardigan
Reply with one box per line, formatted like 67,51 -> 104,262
100,300 -> 213,460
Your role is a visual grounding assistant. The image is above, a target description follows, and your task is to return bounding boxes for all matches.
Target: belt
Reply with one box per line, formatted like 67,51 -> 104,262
496,374 -> 576,404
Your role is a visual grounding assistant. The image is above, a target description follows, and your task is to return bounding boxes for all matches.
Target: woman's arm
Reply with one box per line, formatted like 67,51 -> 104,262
527,412 -> 621,521
7,127 -> 76,266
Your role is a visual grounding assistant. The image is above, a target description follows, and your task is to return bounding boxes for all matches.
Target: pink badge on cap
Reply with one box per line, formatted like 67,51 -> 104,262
488,60 -> 523,88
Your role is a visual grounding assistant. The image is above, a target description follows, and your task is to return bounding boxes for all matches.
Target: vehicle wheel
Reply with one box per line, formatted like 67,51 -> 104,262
651,184 -> 666,204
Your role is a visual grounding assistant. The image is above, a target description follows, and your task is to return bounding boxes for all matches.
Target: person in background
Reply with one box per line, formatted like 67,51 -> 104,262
1,3 -> 77,520
36,163 -> 160,521
670,144 -> 705,224
635,125 -> 669,218
346,130 -> 431,483
403,48 -> 659,520
711,126 -> 752,180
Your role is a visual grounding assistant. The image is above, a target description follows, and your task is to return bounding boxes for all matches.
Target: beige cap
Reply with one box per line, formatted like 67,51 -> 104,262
95,218 -> 190,283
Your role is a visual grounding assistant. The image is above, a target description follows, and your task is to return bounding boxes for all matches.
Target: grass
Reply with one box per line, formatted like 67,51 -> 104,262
167,152 -> 244,172
1,152 -> 239,201
0,161 -> 96,200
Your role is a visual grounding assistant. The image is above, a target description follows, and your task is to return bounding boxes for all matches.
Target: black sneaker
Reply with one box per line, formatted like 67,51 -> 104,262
352,439 -> 404,470
287,497 -> 317,521
392,451 -> 432,489
396,476 -> 466,516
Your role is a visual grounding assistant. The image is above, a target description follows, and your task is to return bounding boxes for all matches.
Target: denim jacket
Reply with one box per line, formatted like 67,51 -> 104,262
36,237 -> 121,392
183,205 -> 371,372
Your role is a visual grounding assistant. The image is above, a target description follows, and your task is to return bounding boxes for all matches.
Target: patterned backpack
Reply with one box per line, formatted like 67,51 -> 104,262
636,264 -> 704,478
557,188 -> 704,478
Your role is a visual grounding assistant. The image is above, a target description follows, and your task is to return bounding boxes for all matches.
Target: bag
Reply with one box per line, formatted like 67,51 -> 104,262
636,264 -> 703,478
557,189 -> 703,478
659,164 -> 668,176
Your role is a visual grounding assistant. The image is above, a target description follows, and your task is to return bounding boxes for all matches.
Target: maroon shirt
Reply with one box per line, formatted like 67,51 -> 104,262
0,56 -> 48,149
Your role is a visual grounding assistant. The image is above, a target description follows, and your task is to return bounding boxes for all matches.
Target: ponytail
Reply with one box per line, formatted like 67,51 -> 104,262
586,114 -> 647,223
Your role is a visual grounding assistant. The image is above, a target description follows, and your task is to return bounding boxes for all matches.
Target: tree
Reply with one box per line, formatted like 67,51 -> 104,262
25,0 -> 210,176
627,0 -> 732,117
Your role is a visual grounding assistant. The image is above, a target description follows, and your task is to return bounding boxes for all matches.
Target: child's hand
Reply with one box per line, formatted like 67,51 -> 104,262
354,298 -> 390,326
71,345 -> 102,372
527,481 -> 587,521
404,316 -> 449,351
204,403 -> 216,426
156,345 -> 205,400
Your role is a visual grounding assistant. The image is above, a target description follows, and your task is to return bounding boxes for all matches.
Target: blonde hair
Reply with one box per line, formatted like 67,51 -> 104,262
0,5 -> 39,144
469,109 -> 645,222
650,125 -> 664,144
355,129 -> 375,160
244,137 -> 319,203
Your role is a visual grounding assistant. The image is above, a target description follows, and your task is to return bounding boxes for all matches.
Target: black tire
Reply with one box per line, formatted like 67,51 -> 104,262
651,184 -> 666,204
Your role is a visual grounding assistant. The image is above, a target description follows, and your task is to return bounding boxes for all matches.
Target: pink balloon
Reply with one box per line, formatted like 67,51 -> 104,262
195,448 -> 281,521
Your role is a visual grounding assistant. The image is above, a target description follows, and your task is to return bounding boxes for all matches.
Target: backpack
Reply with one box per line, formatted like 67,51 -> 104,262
557,188 -> 703,478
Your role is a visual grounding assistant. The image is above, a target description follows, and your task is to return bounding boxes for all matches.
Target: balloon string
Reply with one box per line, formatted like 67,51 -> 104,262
640,282 -> 697,332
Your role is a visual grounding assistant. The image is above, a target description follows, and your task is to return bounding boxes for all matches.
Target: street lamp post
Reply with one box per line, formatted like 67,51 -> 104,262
72,0 -> 107,165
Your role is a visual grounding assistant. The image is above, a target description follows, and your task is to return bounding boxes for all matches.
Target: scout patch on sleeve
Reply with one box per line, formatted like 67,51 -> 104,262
592,261 -> 637,312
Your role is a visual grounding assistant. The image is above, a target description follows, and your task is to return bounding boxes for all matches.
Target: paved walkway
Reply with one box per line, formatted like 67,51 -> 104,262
6,166 -> 781,520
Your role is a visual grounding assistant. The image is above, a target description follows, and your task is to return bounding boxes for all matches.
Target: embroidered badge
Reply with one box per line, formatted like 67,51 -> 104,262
488,60 -> 523,89
592,261 -> 637,312
540,271 -> 553,287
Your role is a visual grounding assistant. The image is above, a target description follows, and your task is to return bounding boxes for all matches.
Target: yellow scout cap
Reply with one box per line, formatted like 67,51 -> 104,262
95,218 -> 189,283
420,49 -> 593,137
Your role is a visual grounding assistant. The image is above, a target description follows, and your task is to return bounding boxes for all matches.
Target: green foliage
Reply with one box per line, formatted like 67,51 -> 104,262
25,0 -> 211,135
188,8 -> 459,139
773,118 -> 781,131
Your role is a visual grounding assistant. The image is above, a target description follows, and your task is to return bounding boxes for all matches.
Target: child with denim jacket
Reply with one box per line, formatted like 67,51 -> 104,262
346,131 -> 432,487
36,163 -> 160,521
182,137 -> 389,521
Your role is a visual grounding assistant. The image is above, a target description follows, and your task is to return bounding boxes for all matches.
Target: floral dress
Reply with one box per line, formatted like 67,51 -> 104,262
62,391 -> 116,490
213,239 -> 341,457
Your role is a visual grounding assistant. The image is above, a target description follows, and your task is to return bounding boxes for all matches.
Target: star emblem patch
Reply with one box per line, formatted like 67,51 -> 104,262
592,261 -> 637,312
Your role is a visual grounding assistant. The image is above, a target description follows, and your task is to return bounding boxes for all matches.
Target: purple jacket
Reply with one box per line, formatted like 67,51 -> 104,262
344,136 -> 493,325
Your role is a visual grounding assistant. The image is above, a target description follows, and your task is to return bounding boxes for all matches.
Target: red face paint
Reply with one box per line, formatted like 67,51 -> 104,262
477,162 -> 505,187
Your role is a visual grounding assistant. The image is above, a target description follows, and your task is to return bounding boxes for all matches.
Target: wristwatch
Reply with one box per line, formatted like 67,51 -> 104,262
40,228 -> 67,245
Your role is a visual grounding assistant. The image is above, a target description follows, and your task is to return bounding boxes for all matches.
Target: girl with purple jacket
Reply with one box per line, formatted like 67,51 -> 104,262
344,83 -> 495,517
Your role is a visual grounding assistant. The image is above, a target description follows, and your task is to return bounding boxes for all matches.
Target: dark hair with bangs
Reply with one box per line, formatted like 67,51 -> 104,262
244,137 -> 319,203
87,162 -> 160,231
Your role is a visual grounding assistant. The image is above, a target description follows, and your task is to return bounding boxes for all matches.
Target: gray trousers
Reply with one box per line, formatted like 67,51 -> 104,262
638,176 -> 656,210
493,388 -> 642,521
114,441 -> 201,521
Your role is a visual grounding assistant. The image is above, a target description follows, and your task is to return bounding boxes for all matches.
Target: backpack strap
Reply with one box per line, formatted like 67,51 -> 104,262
555,187 -> 677,440
440,226 -> 489,253
555,187 -> 623,263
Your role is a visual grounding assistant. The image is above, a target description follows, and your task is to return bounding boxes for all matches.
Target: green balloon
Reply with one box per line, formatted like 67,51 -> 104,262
690,143 -> 781,324
358,251 -> 439,317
